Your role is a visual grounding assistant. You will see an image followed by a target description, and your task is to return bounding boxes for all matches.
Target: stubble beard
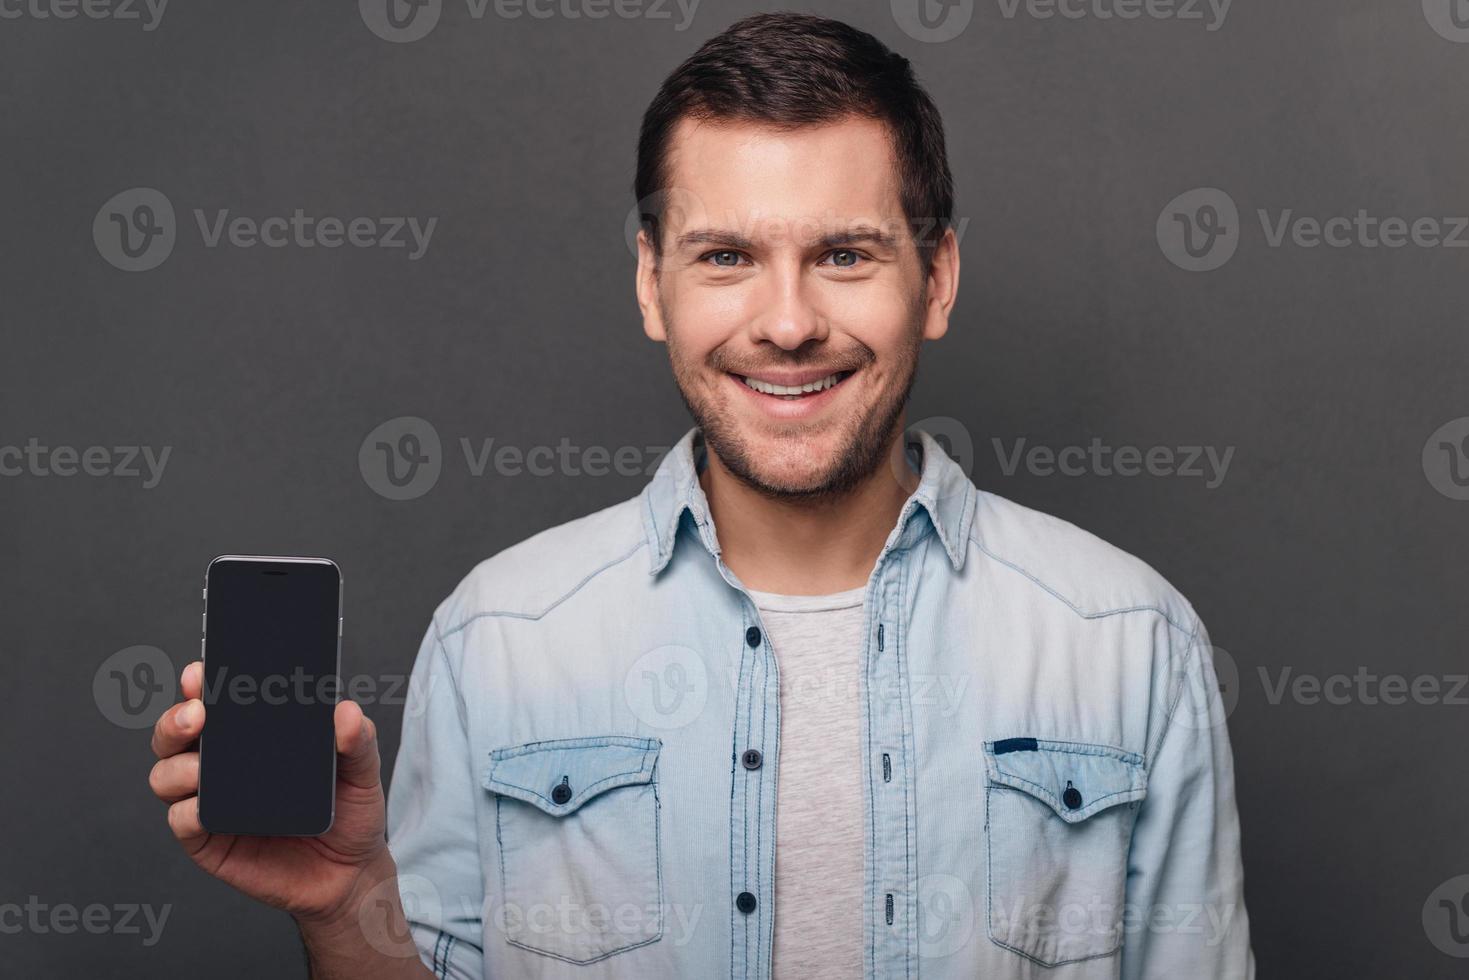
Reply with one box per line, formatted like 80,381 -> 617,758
664,307 -> 923,503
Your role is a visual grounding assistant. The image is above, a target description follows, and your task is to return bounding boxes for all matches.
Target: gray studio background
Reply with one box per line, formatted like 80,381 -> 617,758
3,0 -> 1467,975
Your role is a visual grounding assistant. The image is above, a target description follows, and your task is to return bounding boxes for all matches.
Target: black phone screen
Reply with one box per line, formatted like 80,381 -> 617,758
197,556 -> 341,836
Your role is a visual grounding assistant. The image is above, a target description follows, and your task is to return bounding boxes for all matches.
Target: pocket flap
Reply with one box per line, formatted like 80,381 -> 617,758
485,735 -> 661,817
983,737 -> 1145,823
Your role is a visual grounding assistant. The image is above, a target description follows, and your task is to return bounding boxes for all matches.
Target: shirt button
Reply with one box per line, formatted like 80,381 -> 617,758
745,626 -> 762,648
551,780 -> 573,805
741,749 -> 763,770
1063,782 -> 1083,810
736,891 -> 757,914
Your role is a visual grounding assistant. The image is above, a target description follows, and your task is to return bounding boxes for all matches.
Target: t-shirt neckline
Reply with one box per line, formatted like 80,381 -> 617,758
745,584 -> 867,613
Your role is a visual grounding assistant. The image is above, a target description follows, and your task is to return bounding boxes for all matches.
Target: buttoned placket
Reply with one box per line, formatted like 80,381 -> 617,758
711,521 -> 930,980
713,553 -> 781,980
863,536 -> 922,978
670,440 -> 939,980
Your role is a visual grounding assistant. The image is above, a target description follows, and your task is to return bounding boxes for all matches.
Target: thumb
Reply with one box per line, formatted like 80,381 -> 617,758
334,700 -> 381,790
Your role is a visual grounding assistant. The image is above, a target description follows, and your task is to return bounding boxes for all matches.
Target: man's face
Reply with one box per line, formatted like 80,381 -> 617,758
637,115 -> 956,498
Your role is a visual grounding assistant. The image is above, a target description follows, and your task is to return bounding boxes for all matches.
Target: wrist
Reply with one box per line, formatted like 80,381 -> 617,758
296,848 -> 400,936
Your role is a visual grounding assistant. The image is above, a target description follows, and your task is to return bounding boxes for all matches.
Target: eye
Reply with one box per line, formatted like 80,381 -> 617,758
703,250 -> 745,268
823,249 -> 863,268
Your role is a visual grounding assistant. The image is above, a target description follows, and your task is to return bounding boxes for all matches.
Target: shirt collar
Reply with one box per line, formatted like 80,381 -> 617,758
641,426 -> 975,576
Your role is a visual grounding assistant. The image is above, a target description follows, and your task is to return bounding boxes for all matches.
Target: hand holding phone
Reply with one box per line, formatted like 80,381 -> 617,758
147,557 -> 402,934
149,662 -> 392,923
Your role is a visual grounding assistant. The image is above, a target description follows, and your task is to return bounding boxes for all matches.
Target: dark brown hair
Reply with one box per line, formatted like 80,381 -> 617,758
634,12 -> 954,266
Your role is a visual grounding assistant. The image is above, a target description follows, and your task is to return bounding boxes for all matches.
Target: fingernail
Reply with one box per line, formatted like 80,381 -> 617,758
182,701 -> 201,730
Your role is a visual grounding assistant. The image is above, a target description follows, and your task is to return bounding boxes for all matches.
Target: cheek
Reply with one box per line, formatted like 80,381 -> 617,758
693,282 -> 755,329
665,280 -> 753,354
820,281 -> 917,365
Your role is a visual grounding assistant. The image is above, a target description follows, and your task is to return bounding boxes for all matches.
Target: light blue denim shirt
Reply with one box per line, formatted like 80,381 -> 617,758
386,427 -> 1254,979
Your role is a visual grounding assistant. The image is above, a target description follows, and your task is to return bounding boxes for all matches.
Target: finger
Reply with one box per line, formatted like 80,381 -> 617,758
167,796 -> 208,854
151,699 -> 205,760
149,752 -> 200,804
180,661 -> 203,701
334,700 -> 380,791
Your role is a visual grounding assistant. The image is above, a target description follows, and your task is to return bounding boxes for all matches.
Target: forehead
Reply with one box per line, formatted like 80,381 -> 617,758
659,115 -> 904,238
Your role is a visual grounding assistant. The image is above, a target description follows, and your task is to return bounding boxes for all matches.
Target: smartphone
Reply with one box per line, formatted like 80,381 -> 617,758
197,555 -> 342,836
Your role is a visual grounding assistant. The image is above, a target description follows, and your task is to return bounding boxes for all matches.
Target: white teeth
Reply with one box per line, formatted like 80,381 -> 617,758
741,372 -> 845,396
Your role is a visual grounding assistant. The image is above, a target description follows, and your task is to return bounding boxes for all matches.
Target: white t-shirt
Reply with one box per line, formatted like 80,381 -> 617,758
746,585 -> 868,979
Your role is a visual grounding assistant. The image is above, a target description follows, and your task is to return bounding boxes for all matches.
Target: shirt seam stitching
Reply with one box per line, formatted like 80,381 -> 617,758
438,539 -> 646,637
968,530 -> 1193,634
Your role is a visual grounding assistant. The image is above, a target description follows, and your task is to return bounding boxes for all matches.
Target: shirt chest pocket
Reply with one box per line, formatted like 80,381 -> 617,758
983,738 -> 1147,968
484,735 -> 664,965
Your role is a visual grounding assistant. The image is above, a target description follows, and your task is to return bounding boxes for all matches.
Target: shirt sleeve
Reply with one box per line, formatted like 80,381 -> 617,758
1120,618 -> 1255,979
385,620 -> 485,980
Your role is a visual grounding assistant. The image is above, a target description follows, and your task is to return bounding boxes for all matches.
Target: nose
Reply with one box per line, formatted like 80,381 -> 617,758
746,262 -> 828,350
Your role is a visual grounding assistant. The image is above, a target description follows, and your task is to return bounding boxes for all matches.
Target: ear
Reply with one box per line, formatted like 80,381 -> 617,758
920,226 -> 960,342
636,228 -> 667,342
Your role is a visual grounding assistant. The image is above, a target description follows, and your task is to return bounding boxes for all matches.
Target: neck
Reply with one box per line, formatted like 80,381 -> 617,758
698,430 -> 920,595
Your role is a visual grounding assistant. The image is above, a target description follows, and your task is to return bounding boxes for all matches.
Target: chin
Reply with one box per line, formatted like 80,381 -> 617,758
738,431 -> 853,494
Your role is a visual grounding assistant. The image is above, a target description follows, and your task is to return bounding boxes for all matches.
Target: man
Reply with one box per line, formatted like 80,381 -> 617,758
148,12 -> 1253,979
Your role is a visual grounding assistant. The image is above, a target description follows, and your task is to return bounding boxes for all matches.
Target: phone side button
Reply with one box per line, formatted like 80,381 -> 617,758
338,617 -> 343,637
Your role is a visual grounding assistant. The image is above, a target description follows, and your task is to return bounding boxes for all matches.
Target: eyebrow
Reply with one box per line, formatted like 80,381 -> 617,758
816,224 -> 902,250
675,229 -> 755,251
673,223 -> 903,253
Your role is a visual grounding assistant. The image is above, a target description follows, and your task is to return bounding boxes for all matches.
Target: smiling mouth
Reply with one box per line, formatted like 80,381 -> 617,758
735,370 -> 854,399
